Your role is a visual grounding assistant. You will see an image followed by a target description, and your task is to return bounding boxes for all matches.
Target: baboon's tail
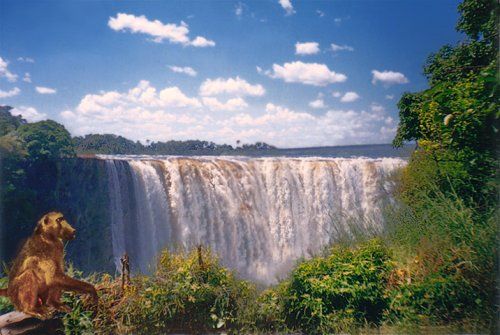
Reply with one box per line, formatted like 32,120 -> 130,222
0,288 -> 7,297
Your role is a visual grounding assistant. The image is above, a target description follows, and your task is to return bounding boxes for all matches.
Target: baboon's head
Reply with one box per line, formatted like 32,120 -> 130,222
35,212 -> 76,241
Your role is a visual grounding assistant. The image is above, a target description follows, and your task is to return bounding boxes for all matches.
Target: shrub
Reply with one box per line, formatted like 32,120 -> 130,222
116,247 -> 254,334
239,282 -> 290,333
284,239 -> 393,334
385,178 -> 497,329
0,277 -> 13,314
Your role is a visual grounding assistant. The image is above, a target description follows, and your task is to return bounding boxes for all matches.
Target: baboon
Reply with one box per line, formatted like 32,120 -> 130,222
0,212 -> 98,319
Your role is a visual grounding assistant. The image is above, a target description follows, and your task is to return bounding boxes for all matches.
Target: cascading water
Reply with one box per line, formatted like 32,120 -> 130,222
101,155 -> 406,284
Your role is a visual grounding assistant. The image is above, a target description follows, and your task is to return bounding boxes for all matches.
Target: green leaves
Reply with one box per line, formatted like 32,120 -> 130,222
284,239 -> 393,334
393,0 -> 497,208
17,120 -> 76,161
120,248 -> 253,333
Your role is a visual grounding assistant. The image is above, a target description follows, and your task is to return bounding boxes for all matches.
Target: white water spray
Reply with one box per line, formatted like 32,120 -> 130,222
100,155 -> 405,284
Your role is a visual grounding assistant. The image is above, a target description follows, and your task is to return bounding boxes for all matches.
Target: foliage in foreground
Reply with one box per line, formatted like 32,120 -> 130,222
62,248 -> 255,334
284,240 -> 393,334
384,184 -> 497,329
1,198 -> 496,334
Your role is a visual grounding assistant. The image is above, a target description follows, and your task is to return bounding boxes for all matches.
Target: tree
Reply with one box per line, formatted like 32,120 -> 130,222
392,0 -> 498,207
16,120 -> 75,161
0,106 -> 26,137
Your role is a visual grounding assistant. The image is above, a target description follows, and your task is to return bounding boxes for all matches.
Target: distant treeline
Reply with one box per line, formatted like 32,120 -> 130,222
0,105 -> 276,157
74,134 -> 276,155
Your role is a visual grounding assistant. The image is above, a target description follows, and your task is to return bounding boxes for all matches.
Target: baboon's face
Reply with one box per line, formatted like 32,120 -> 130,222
37,212 -> 76,241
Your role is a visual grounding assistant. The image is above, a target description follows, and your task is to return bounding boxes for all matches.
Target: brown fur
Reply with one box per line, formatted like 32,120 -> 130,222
0,212 -> 98,319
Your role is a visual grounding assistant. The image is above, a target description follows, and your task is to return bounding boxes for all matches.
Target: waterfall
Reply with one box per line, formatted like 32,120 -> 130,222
101,155 -> 406,284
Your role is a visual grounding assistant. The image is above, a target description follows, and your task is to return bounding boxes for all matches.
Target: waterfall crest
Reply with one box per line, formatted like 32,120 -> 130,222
101,155 -> 406,284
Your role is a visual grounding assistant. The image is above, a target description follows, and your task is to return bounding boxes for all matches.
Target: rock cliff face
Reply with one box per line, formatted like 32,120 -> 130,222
1,158 -> 114,274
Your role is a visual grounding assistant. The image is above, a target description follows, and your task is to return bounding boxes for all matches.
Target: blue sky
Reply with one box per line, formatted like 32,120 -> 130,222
0,0 -> 462,147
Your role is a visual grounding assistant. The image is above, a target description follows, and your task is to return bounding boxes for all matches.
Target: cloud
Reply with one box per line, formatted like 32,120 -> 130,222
235,2 -> 244,17
279,0 -> 295,15
330,43 -> 354,52
169,65 -> 197,77
59,81 -> 397,148
340,91 -> 360,103
190,36 -> 215,47
334,18 -> 342,24
108,13 -> 215,47
221,103 -> 397,147
17,57 -> 35,63
370,103 -> 385,113
11,106 -> 47,122
0,87 -> 20,98
332,91 -> 341,98
316,10 -> 325,17
0,57 -> 18,82
23,72 -> 32,83
309,99 -> 326,109
199,77 -> 265,97
265,61 -> 347,86
385,94 -> 394,100
202,97 -> 248,112
59,80 -> 206,141
36,86 -> 57,94
371,70 -> 409,85
295,42 -> 320,55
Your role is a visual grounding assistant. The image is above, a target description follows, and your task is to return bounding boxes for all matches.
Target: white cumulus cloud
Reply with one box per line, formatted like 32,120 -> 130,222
199,77 -> 265,97
0,57 -> 18,82
309,99 -> 326,109
36,86 -> 57,94
371,70 -> 409,85
59,80 -> 205,142
279,0 -> 295,15
370,103 -> 385,113
295,42 -> 320,55
202,97 -> 248,112
11,106 -> 47,122
108,13 -> 215,47
0,87 -> 20,98
169,65 -> 197,77
340,91 -> 360,103
58,81 -> 398,148
266,61 -> 347,86
221,103 -> 397,147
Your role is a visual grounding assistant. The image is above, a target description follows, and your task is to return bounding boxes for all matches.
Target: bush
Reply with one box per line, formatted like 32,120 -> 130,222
284,239 -> 393,334
0,277 -> 13,314
115,247 -> 253,334
385,177 -> 497,329
239,282 -> 290,333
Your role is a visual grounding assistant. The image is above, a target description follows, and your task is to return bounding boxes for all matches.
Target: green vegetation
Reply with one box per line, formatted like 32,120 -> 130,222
393,0 -> 497,208
60,249 -> 254,334
284,240 -> 393,334
74,134 -> 275,155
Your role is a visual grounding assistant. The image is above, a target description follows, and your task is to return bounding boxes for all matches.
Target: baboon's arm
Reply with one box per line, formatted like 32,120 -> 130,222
53,275 -> 98,303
